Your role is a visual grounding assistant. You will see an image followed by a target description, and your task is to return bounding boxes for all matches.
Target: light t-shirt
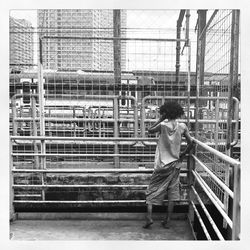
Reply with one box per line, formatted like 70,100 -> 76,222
154,121 -> 187,170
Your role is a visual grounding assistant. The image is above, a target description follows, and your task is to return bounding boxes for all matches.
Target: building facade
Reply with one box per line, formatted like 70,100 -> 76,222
38,9 -> 127,72
9,17 -> 34,71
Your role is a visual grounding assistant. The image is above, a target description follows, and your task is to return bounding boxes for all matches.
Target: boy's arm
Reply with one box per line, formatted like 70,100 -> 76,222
179,125 -> 194,161
148,117 -> 164,134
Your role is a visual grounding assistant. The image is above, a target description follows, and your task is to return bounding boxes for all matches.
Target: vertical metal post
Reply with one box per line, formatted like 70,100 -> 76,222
176,10 -> 185,85
113,97 -> 120,168
141,99 -> 146,137
113,9 -> 121,91
232,163 -> 241,240
38,37 -> 46,200
9,139 -> 15,221
227,9 -> 240,238
226,10 -> 240,154
215,99 -> 219,150
186,10 -> 191,128
133,98 -> 138,138
11,96 -> 17,135
113,10 -> 121,168
31,95 -> 39,169
195,10 -> 207,138
187,146 -> 196,230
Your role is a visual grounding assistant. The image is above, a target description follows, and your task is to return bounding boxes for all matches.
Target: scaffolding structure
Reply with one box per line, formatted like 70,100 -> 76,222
9,10 -> 240,239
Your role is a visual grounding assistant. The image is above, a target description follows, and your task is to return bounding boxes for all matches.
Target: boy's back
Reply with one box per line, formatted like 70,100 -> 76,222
155,121 -> 187,169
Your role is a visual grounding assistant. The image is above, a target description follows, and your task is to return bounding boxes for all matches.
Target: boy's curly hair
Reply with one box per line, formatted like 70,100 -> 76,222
159,101 -> 184,120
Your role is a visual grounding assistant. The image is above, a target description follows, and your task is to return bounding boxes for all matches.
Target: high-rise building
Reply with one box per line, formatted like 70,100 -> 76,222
9,17 -> 34,71
37,9 -> 127,71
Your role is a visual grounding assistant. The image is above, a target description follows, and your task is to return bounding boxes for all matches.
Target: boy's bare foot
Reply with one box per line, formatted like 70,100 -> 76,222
161,219 -> 172,229
143,217 -> 153,229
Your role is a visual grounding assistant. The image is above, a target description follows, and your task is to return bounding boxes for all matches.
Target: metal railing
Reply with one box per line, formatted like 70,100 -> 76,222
11,94 -> 240,144
188,137 -> 240,240
10,134 -> 240,240
9,136 -> 189,211
141,95 -> 240,147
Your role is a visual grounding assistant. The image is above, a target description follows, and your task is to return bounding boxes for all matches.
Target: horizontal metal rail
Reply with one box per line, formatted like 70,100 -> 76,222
192,155 -> 234,198
193,169 -> 225,209
13,200 -> 189,204
192,170 -> 232,228
12,153 -> 155,157
42,36 -> 187,42
191,186 -> 225,240
192,138 -> 240,167
10,136 -> 157,141
13,118 -> 136,122
190,201 -> 212,240
13,184 -> 148,188
143,119 -> 238,123
12,169 -> 189,174
14,194 -> 41,197
13,118 -> 239,124
12,168 -> 154,173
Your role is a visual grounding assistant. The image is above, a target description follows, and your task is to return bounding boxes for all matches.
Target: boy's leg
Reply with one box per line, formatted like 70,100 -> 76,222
167,200 -> 174,220
162,168 -> 180,228
143,204 -> 153,229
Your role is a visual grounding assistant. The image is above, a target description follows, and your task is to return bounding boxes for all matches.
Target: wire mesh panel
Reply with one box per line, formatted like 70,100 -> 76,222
195,10 -> 240,152
10,9 -> 195,206
10,10 -> 194,169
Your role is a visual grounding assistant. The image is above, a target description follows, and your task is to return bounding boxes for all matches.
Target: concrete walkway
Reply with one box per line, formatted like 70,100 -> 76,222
10,219 -> 194,240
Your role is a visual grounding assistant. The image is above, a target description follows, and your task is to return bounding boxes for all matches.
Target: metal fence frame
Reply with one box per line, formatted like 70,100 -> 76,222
188,138 -> 240,240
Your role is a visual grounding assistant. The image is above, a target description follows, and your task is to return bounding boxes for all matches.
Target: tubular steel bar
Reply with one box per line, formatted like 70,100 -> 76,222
9,139 -> 15,220
13,184 -> 148,188
191,186 -> 225,240
12,153 -> 155,157
192,138 -> 240,167
193,169 -> 225,210
13,200 -> 189,204
13,117 -> 239,123
42,36 -> 187,42
227,10 -> 240,152
192,170 -> 233,228
38,37 -> 46,200
192,155 -> 234,198
199,10 -> 218,40
190,201 -> 212,240
232,162 -> 241,240
187,10 -> 191,128
113,97 -> 120,168
175,10 -> 186,84
10,136 -> 157,141
12,168 -> 154,173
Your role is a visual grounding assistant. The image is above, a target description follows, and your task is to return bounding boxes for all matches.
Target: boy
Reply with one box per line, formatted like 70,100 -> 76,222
143,101 -> 193,229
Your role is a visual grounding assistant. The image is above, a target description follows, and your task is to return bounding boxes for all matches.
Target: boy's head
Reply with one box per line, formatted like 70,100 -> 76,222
159,101 -> 184,120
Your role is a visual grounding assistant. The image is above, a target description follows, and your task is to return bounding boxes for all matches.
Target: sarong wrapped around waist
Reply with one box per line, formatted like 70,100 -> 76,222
145,160 -> 181,205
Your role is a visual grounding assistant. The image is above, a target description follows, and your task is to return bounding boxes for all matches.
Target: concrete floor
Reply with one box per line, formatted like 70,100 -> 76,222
10,219 -> 194,240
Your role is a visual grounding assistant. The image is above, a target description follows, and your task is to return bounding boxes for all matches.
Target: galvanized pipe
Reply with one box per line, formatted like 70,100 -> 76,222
192,170 -> 233,228
192,155 -> 234,198
192,137 -> 240,167
12,168 -> 154,173
191,186 -> 225,240
186,9 -> 191,128
38,37 -> 46,200
232,160 -> 241,240
13,184 -> 148,188
12,153 -> 155,157
190,201 -> 212,240
175,10 -> 186,84
42,36 -> 187,42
